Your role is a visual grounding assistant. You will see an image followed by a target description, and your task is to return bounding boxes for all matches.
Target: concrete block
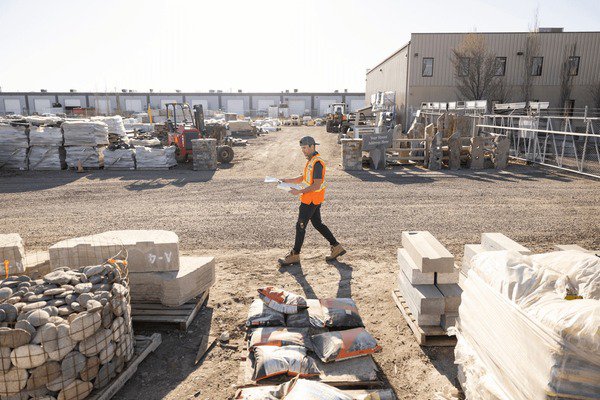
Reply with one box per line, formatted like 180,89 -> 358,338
436,267 -> 460,284
441,313 -> 458,331
192,139 -> 217,171
462,244 -> 486,271
469,137 -> 484,169
401,231 -> 455,273
0,234 -> 25,275
128,256 -> 215,306
23,251 -> 51,279
341,139 -> 363,171
493,136 -> 509,169
396,270 -> 444,323
397,248 -> 433,285
49,230 -> 180,273
481,233 -> 531,255
436,283 -> 462,313
553,244 -> 591,253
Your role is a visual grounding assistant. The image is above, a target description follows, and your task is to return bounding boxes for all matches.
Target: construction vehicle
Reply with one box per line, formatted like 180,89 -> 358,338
325,103 -> 348,133
163,103 -> 234,163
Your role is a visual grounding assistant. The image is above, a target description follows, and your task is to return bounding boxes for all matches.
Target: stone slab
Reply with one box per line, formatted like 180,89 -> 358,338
435,283 -> 462,313
396,271 -> 443,326
397,248 -> 433,285
436,267 -> 460,284
481,233 -> 532,255
128,256 -> 215,307
462,244 -> 486,272
441,313 -> 458,331
401,231 -> 455,273
49,230 -> 180,273
553,244 -> 593,253
0,233 -> 26,275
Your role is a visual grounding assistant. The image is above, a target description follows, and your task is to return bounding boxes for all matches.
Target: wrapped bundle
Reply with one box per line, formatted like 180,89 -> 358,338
134,146 -> 176,170
30,126 -> 63,146
66,147 -> 104,169
0,147 -> 28,169
28,146 -> 66,170
0,124 -> 28,147
104,148 -> 135,170
91,116 -> 126,137
62,121 -> 108,146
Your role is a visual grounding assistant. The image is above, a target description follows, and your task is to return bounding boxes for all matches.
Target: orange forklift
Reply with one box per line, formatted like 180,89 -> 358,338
165,103 -> 234,163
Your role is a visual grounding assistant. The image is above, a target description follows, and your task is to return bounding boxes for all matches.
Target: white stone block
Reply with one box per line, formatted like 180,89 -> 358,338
401,231 -> 454,273
397,248 -> 433,285
396,271 -> 443,326
481,233 -> 531,255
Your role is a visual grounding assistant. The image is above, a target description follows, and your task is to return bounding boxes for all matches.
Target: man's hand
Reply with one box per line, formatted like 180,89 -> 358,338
289,189 -> 301,195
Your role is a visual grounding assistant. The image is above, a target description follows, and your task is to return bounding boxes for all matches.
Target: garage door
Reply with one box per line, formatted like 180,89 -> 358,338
4,99 -> 21,115
95,99 -> 112,114
125,99 -> 143,112
257,99 -> 275,112
350,99 -> 365,112
160,99 -> 178,110
191,99 -> 208,112
34,99 -> 52,114
288,100 -> 305,115
227,99 -> 244,115
64,99 -> 82,107
319,100 -> 336,116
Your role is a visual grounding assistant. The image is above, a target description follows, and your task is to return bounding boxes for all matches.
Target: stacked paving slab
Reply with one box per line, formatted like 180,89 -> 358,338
48,230 -> 215,307
192,139 -> 217,171
28,126 -> 66,170
396,231 -> 462,332
62,121 -> 108,169
0,124 -> 29,170
341,139 -> 362,171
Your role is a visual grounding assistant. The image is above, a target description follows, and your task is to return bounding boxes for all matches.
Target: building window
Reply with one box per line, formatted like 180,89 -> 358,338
422,58 -> 434,77
568,56 -> 580,76
458,58 -> 470,76
494,57 -> 506,76
531,57 -> 543,76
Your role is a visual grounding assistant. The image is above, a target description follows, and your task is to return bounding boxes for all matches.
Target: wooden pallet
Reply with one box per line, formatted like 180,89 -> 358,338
391,289 -> 456,347
88,333 -> 162,400
131,290 -> 209,331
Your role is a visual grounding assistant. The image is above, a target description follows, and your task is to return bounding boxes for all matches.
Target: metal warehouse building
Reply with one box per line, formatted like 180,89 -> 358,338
0,90 -> 365,117
366,30 -> 600,129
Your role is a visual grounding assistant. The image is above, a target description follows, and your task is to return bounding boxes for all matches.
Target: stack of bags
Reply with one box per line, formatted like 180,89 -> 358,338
245,287 -> 381,384
0,124 -> 29,169
62,121 -> 108,169
29,126 -> 66,170
455,249 -> 600,399
134,146 -> 176,169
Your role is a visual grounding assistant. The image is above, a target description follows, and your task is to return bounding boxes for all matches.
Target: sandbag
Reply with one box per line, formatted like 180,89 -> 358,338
321,298 -> 364,328
286,299 -> 327,328
249,327 -> 312,351
258,286 -> 308,314
246,299 -> 285,327
252,345 -> 320,382
312,327 -> 382,362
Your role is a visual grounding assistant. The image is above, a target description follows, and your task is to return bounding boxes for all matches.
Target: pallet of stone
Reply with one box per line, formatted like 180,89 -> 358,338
87,333 -> 161,400
131,290 -> 209,331
0,233 -> 26,275
391,290 -> 456,347
234,385 -> 395,399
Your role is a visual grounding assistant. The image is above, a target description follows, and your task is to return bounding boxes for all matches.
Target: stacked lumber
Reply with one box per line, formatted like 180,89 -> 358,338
396,231 -> 461,334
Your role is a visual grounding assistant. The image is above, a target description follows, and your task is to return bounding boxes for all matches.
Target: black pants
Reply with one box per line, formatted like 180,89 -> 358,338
293,202 -> 338,253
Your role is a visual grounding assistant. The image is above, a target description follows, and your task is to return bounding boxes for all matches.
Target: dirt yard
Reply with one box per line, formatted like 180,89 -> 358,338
1,126 -> 599,399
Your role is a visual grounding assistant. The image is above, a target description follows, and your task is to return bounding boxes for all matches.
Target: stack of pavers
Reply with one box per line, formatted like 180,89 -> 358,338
28,126 -> 66,170
192,139 -> 217,171
0,123 -> 29,170
62,121 -> 108,169
48,230 -> 215,307
0,258 -> 135,399
134,146 -> 176,170
1,234 -> 52,279
93,116 -> 135,170
395,231 -> 462,342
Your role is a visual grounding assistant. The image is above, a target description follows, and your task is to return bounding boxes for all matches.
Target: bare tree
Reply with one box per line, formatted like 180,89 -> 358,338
521,7 -> 540,102
451,33 -> 507,101
590,82 -> 600,111
559,43 -> 578,111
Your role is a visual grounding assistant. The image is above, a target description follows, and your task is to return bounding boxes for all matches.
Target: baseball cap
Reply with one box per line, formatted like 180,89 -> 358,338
299,136 -> 319,146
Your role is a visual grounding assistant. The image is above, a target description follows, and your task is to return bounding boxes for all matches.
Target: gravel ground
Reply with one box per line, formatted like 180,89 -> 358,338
1,126 -> 599,399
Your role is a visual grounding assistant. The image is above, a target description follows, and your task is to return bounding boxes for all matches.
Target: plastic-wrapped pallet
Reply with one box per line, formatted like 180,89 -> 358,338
29,146 -> 66,170
104,148 -> 135,170
134,146 -> 176,170
0,124 -> 29,169
91,116 -> 126,137
454,250 -> 600,400
66,146 -> 105,169
30,126 -> 63,146
62,121 -> 109,146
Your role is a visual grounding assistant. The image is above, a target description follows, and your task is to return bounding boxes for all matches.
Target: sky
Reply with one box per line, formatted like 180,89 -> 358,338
0,0 -> 598,93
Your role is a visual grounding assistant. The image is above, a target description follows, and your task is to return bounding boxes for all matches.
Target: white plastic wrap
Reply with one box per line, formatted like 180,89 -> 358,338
29,126 -> 63,146
28,146 -> 66,170
0,124 -> 28,147
91,116 -> 126,136
104,148 -> 135,170
0,147 -> 28,169
65,146 -> 104,169
134,146 -> 176,169
457,250 -> 600,399
62,121 -> 109,146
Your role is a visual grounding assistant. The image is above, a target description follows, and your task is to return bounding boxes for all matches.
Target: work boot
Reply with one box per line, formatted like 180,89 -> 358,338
278,250 -> 300,266
326,244 -> 346,261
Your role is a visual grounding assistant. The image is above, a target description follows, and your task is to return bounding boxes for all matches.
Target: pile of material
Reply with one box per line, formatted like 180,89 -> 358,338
65,147 -> 104,169
0,259 -> 135,399
456,249 -> 600,399
103,148 -> 135,170
48,230 -> 215,307
0,124 -> 29,169
396,231 -> 461,332
62,121 -> 108,147
134,146 -> 176,170
91,116 -> 127,139
29,127 -> 65,170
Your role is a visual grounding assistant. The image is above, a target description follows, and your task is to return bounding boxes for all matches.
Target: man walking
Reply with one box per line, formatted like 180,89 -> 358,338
278,136 -> 345,266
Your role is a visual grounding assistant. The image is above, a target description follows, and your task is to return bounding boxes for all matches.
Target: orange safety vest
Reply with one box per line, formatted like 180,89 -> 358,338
301,153 -> 326,205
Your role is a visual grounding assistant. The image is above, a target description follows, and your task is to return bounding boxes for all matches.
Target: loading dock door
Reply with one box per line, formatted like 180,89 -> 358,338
64,99 -> 82,107
125,99 -> 143,112
4,99 -> 21,115
257,99 -> 275,113
288,100 -> 305,115
95,99 -> 112,114
319,100 -> 336,116
350,99 -> 365,112
191,99 -> 208,112
34,99 -> 52,114
227,99 -> 244,115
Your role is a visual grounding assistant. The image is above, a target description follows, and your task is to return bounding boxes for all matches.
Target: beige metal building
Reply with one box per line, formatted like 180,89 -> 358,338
366,31 -> 600,129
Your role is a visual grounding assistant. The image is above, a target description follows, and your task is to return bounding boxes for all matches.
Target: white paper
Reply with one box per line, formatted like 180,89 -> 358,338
264,176 -> 280,183
277,182 -> 305,192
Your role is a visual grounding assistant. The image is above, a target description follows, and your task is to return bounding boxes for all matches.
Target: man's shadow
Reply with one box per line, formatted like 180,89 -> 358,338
279,259 -> 353,299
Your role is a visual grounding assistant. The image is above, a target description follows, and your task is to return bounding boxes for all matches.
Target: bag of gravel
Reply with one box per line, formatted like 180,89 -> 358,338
311,327 -> 382,363
252,345 -> 320,382
257,287 -> 307,314
249,327 -> 312,351
246,299 -> 285,327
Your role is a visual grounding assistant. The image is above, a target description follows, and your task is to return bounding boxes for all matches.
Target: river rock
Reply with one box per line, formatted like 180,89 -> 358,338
82,265 -> 106,278
79,356 -> 99,382
86,300 -> 102,313
43,271 -> 71,285
45,325 -> 76,361
27,360 -> 61,389
0,304 -> 17,322
112,283 -> 127,298
73,283 -> 92,294
0,367 -> 28,396
27,309 -> 50,327
22,301 -> 47,312
69,312 -> 101,341
32,323 -> 57,344
77,293 -> 92,308
111,296 -> 126,317
46,373 -> 76,391
47,299 -> 66,308
42,306 -> 59,317
101,303 -> 112,329
70,302 -> 82,313
58,379 -> 93,400
0,347 -> 11,372
44,288 -> 66,296
111,317 -> 126,343
14,320 -> 36,337
89,275 -> 103,285
10,344 -> 47,368
79,329 -> 111,356
0,288 -> 13,300
0,328 -> 31,348
58,306 -> 72,316
61,351 -> 86,379
48,316 -> 67,325
6,297 -> 21,305
93,361 -> 117,389
99,341 -> 115,365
